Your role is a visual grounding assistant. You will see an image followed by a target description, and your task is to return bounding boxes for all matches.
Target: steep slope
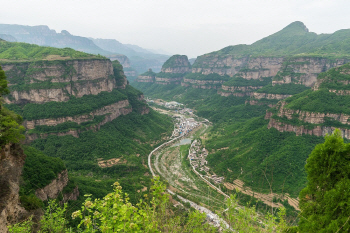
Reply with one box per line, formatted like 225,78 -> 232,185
266,63 -> 350,139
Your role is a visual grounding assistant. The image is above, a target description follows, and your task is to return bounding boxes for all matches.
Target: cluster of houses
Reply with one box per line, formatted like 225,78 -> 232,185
188,140 -> 225,184
172,117 -> 199,137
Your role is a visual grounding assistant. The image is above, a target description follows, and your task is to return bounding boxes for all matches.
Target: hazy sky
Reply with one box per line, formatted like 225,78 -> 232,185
2,0 -> 350,58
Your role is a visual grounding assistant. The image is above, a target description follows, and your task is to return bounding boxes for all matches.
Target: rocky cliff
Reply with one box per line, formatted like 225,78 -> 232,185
218,85 -> 262,97
161,55 -> 191,73
2,56 -> 149,142
0,144 -> 26,232
2,59 -> 123,104
35,169 -> 79,201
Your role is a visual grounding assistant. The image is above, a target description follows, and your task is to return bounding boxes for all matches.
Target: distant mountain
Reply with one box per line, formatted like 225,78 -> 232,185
124,44 -> 155,54
202,21 -> 350,58
0,24 -> 110,55
91,38 -> 169,73
0,24 -> 169,73
0,34 -> 17,42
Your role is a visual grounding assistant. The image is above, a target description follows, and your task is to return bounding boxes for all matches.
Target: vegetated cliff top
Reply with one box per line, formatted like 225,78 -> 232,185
194,21 -> 350,63
0,40 -> 105,62
281,63 -> 350,114
140,69 -> 156,77
161,55 -> 191,69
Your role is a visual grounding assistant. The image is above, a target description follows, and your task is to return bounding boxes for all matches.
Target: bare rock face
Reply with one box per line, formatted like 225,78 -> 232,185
161,55 -> 191,73
109,54 -> 131,68
272,57 -> 350,87
266,101 -> 350,139
0,144 -> 27,233
251,92 -> 292,100
3,59 -> 124,104
193,56 -> 350,87
35,170 -> 71,201
181,78 -> 224,90
62,186 -> 79,202
218,85 -> 263,96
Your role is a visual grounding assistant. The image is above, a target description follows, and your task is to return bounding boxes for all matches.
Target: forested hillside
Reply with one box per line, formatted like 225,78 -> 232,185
133,22 -> 350,201
0,40 -> 174,231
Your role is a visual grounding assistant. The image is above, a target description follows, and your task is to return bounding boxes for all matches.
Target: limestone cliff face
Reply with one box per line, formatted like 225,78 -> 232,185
34,169 -> 78,201
251,92 -> 292,100
2,57 -> 148,141
161,55 -> 191,73
272,57 -> 350,87
239,57 -> 283,80
267,118 -> 350,138
5,78 -> 116,104
192,55 -> 248,76
193,56 -> 350,87
181,78 -> 223,89
3,59 -> 123,104
137,75 -> 155,83
218,85 -> 262,97
109,54 -> 131,68
266,101 -> 350,139
0,144 -> 27,232
155,77 -> 183,85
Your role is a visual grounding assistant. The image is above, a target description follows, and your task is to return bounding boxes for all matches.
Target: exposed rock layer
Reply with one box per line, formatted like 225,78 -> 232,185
0,144 -> 27,233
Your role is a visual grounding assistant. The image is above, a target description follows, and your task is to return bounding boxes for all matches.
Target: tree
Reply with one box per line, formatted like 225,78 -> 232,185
0,66 -> 25,145
0,65 -> 10,98
299,129 -> 350,232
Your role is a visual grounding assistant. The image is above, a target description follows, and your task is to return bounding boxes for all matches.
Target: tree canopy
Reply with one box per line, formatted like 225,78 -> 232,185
299,129 -> 350,232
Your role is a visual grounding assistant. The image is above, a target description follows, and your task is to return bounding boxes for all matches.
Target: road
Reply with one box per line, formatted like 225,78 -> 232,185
147,106 -> 231,230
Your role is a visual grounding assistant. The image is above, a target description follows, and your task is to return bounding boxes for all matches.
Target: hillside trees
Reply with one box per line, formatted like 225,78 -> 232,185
0,66 -> 25,146
299,129 -> 350,232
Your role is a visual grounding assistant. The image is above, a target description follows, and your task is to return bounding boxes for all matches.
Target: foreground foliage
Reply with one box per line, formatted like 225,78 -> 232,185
299,129 -> 350,232
9,177 -> 289,232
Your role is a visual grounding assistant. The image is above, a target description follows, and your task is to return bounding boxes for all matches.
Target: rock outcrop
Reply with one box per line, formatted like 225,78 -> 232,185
2,59 -> 121,104
218,85 -> 263,97
0,144 -> 27,232
161,55 -> 191,73
35,169 -> 75,201
266,101 -> 350,139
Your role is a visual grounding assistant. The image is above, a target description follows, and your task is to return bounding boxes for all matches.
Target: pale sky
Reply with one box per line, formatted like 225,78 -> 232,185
2,0 -> 350,58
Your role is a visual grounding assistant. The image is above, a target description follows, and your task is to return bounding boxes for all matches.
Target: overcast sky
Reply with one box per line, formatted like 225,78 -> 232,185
2,0 -> 350,58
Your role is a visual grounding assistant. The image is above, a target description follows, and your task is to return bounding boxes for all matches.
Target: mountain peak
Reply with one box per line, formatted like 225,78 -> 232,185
282,21 -> 309,33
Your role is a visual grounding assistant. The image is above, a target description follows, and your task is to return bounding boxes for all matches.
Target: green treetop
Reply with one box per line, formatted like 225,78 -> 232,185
0,66 -> 9,97
299,129 -> 350,232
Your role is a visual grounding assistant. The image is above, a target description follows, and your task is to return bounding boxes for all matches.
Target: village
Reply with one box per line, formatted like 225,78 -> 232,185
188,139 -> 225,185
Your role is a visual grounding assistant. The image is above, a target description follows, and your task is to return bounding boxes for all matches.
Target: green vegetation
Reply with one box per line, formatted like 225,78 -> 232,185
155,72 -> 185,79
184,73 -> 230,81
139,69 -> 156,77
5,88 -> 128,120
205,116 -> 324,197
194,21 -> 350,64
161,54 -> 191,69
19,146 -> 68,211
299,129 -> 350,232
10,178 -> 289,232
0,66 -> 25,146
0,40 -> 104,61
284,89 -> 350,115
27,115 -> 105,134
256,83 -> 310,95
223,77 -> 272,87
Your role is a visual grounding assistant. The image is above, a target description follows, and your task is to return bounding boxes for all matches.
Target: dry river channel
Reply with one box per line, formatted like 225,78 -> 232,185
147,106 -> 231,230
